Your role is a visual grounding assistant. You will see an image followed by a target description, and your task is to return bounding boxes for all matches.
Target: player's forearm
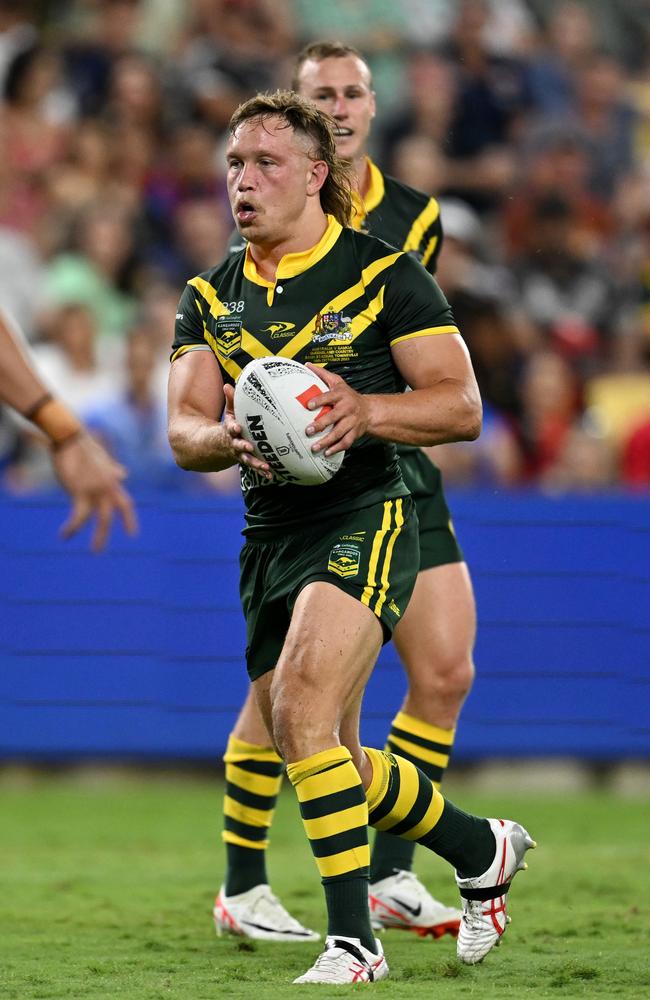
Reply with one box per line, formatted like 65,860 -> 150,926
0,314 -> 53,413
168,413 -> 238,472
365,380 -> 482,447
0,313 -> 84,446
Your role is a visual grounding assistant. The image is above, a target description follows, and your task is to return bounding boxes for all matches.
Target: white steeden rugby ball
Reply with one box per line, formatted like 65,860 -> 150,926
234,357 -> 345,485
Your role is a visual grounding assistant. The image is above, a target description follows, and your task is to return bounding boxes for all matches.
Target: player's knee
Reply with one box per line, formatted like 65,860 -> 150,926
268,678 -> 332,761
411,654 -> 475,705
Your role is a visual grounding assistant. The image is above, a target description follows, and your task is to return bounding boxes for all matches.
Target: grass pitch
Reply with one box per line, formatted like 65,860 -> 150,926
2,773 -> 649,999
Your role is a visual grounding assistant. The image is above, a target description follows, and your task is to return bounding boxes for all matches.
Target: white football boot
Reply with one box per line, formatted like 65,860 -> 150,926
455,818 -> 536,964
214,884 -> 320,942
293,936 -> 388,984
369,870 -> 461,939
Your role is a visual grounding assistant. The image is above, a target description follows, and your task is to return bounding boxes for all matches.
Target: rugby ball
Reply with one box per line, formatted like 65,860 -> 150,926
233,357 -> 344,485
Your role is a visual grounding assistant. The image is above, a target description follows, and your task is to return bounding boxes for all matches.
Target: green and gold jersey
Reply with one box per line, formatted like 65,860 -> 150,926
350,159 -> 443,461
171,216 -> 458,535
349,158 -> 442,277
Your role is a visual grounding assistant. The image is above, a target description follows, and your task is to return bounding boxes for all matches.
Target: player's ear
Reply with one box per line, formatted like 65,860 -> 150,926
370,90 -> 376,120
307,159 -> 328,196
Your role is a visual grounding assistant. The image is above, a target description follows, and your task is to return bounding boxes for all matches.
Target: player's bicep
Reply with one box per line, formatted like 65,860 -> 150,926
391,332 -> 478,394
168,349 -> 224,423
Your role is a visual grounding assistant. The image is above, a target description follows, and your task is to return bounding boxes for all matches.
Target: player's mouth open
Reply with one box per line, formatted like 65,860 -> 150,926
237,201 -> 257,222
334,128 -> 353,137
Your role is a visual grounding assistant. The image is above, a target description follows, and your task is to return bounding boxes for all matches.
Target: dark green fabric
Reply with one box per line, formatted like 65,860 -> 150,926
323,875 -> 376,954
239,496 -> 419,680
171,224 -> 457,535
398,448 -> 464,568
224,843 -> 268,897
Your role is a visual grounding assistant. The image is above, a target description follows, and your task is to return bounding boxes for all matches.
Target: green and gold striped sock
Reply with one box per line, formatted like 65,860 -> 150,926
287,746 -> 375,952
222,735 -> 283,896
364,747 -> 494,878
370,712 -> 455,882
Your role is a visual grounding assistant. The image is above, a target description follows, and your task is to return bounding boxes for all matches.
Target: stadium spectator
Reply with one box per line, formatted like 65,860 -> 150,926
540,416 -> 618,493
0,224 -> 47,338
560,52 -> 639,201
0,1 -> 38,94
60,0 -> 147,117
141,122 -> 227,274
30,303 -> 120,416
43,201 -> 139,341
85,326 -> 179,488
449,292 -> 524,421
510,193 -> 617,371
514,349 -> 582,482
377,49 -> 457,173
502,123 -> 615,262
0,42 -> 73,235
0,1 -> 647,496
437,0 -> 531,210
621,417 -> 650,487
427,400 -> 523,488
525,0 -> 598,115
177,0 -> 295,129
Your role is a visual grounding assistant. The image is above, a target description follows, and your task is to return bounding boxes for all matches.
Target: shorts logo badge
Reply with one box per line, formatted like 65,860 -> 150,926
313,311 -> 353,344
215,316 -> 242,357
328,543 -> 361,579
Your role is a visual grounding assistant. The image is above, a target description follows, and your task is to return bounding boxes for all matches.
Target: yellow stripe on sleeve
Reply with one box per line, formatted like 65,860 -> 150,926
390,325 -> 459,347
421,233 -> 439,269
170,344 -> 212,363
403,199 -> 440,255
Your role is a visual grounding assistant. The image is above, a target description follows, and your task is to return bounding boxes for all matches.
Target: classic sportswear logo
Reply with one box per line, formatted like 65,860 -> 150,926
262,321 -> 296,338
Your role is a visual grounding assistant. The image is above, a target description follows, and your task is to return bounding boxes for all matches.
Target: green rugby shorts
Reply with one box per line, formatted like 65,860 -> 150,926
398,449 -> 463,569
239,495 -> 419,680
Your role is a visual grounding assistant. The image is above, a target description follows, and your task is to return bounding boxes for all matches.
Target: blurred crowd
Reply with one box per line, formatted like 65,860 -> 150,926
1,0 -> 649,495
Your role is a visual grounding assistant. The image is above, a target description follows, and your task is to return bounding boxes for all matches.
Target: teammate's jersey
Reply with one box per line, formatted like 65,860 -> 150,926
171,216 -> 458,535
349,159 -> 442,277
350,159 -> 444,461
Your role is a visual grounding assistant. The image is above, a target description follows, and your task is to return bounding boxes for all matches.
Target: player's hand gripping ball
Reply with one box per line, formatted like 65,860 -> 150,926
233,357 -> 345,485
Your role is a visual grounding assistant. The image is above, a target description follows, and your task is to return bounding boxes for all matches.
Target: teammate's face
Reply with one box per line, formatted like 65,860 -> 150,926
296,55 -> 375,163
226,116 -> 326,246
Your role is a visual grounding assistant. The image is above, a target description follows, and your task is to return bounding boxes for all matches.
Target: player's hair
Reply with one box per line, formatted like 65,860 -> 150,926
229,90 -> 354,228
291,41 -> 372,90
